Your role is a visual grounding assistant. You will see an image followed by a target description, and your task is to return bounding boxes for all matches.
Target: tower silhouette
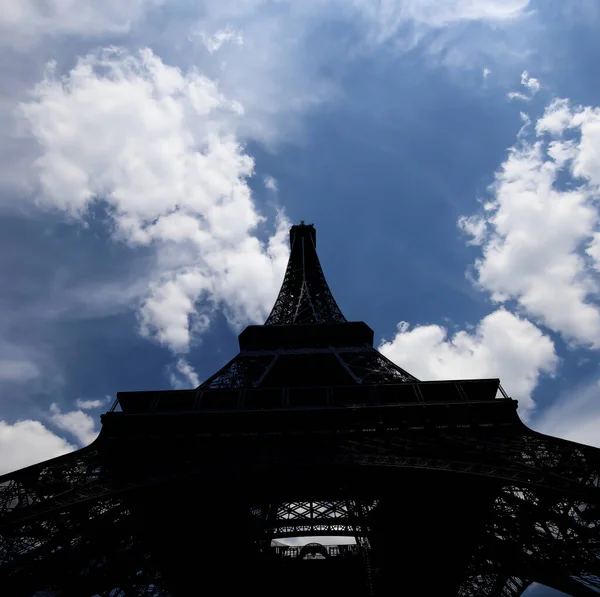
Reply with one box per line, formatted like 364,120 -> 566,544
1,222 -> 599,596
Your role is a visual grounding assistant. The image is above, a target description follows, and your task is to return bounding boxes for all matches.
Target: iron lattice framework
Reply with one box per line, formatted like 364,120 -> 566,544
265,222 -> 346,325
1,222 -> 599,596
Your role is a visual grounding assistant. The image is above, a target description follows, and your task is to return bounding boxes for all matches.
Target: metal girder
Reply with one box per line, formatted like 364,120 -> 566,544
458,574 -> 531,597
457,482 -> 600,596
2,427 -> 600,532
251,500 -> 378,538
199,346 -> 417,390
336,350 -> 417,384
199,354 -> 277,389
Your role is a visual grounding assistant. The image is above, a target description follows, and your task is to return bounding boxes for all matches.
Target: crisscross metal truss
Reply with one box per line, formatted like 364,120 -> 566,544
264,224 -> 346,325
250,500 -> 379,538
314,429 -> 600,502
0,490 -> 172,596
458,483 -> 600,596
199,353 -> 276,389
336,350 -> 417,384
200,346 -> 416,389
1,427 -> 600,595
458,573 -> 531,597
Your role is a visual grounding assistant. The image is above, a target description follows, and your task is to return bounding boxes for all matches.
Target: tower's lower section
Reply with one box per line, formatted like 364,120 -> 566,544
2,389 -> 600,596
0,471 -> 498,596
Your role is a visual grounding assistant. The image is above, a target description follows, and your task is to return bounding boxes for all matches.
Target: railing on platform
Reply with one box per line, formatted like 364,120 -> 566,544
271,543 -> 361,559
110,379 -> 509,415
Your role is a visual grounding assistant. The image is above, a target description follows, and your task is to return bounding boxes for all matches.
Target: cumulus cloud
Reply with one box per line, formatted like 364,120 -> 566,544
49,403 -> 99,446
536,99 -> 600,188
379,309 -> 558,415
507,70 -> 540,101
459,97 -> 600,347
0,420 -> 74,475
0,0 -> 538,187
19,48 -> 290,353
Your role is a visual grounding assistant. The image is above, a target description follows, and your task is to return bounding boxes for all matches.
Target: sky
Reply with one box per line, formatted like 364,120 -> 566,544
1,2 -> 600,594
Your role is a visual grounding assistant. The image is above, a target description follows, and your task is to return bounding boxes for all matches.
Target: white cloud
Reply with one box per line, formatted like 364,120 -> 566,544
586,233 -> 600,272
460,97 -> 600,347
535,98 -> 573,135
19,48 -> 290,353
264,175 -> 278,192
537,99 -> 600,188
178,0 -> 534,145
75,398 -> 109,410
346,0 -> 533,72
194,0 -> 531,45
349,0 -> 529,45
20,49 -> 240,221
199,27 -> 244,54
1,0 -> 538,361
521,70 -> 540,93
0,339 -> 58,398
169,357 -> 200,389
0,359 -> 39,382
532,379 -> 600,448
0,0 -> 158,48
0,420 -> 74,474
49,403 -> 99,446
457,214 -> 487,245
139,269 -> 213,353
507,70 -> 540,101
508,91 -> 531,101
379,309 -> 558,415
0,0 -> 539,192
0,0 -> 538,199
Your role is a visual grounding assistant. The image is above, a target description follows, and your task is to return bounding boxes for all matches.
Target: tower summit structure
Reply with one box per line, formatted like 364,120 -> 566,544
1,222 -> 600,596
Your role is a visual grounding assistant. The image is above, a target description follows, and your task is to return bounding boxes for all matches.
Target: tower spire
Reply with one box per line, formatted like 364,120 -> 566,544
198,222 -> 417,389
265,222 -> 346,325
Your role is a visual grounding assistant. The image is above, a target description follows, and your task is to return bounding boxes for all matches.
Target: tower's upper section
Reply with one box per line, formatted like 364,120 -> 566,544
198,221 -> 418,388
264,222 -> 347,326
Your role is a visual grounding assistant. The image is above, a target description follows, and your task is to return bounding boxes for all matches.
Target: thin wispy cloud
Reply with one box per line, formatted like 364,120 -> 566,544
75,397 -> 110,410
264,175 -> 278,192
507,70 -> 541,101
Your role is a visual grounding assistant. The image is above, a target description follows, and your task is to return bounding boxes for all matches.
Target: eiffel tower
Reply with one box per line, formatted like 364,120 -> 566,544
1,222 -> 599,596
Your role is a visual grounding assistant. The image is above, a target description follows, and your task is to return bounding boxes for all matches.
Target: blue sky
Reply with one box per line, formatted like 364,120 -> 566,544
1,3 -> 600,594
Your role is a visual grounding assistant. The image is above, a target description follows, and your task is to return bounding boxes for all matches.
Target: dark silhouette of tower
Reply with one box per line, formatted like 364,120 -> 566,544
1,222 -> 599,596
